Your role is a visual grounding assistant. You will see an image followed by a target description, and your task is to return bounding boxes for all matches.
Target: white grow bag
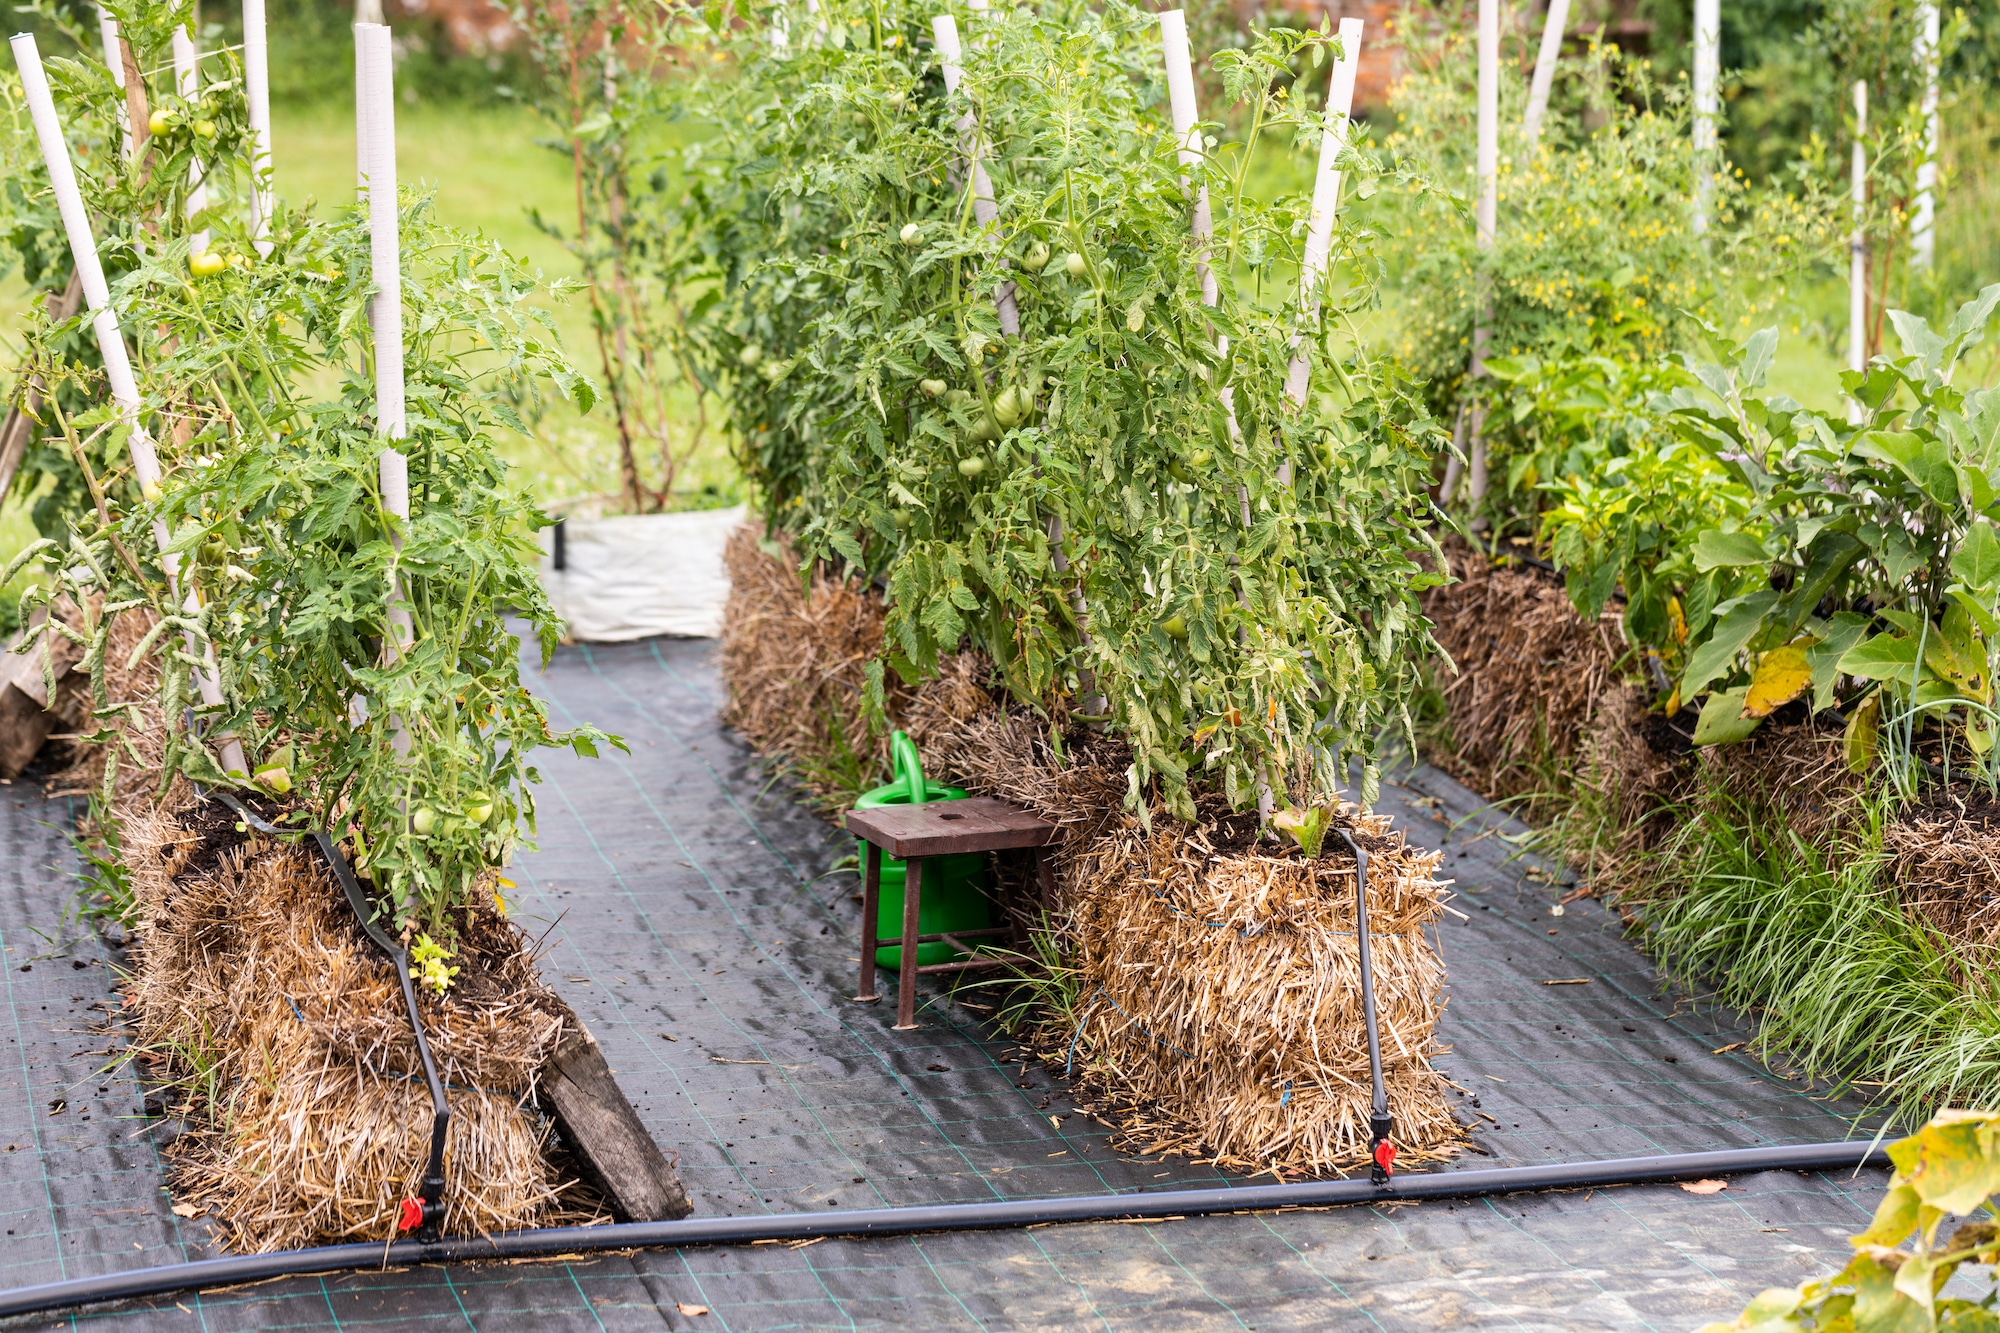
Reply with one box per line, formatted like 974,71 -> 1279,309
539,505 -> 746,642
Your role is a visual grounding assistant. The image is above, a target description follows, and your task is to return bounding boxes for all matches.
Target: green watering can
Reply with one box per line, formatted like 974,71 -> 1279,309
853,731 -> 991,968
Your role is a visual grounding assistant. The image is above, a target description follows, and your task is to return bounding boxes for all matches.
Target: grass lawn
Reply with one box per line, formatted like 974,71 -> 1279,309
0,93 -> 740,600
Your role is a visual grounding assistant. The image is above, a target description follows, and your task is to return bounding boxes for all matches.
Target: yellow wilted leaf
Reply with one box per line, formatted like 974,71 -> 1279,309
1667,596 -> 1688,646
1741,643 -> 1814,718
1845,691 -> 1881,774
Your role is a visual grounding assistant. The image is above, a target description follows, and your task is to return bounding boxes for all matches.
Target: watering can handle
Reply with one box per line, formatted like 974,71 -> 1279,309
890,730 -> 927,806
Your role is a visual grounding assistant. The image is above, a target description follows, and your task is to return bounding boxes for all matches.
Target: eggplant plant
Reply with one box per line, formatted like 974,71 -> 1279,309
666,0 -> 1448,816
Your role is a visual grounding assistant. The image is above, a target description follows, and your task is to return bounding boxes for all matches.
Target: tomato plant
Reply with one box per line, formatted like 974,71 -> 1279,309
3,0 -> 611,940
664,0 -> 1448,815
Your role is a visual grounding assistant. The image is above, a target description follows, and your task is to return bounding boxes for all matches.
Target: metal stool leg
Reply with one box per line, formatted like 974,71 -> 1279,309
894,856 -> 923,1030
857,843 -> 882,1003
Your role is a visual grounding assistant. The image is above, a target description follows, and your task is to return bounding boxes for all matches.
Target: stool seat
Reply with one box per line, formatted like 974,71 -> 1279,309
844,796 -> 1058,1030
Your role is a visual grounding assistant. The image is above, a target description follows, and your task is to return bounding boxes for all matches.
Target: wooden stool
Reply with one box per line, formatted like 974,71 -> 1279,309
844,797 -> 1059,1030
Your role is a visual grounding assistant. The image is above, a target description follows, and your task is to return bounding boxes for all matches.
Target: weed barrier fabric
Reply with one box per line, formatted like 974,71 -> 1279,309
0,639 -> 1902,1330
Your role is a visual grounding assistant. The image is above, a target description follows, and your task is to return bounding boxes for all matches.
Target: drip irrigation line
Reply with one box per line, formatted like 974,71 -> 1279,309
196,787 -> 451,1239
0,1140 -> 1888,1320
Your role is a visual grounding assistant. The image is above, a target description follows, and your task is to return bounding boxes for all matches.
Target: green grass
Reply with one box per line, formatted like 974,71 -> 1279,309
0,94 -> 741,607
1635,779 -> 2000,1123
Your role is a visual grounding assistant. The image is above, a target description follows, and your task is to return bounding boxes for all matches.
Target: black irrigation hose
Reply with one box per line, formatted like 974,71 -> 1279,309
0,1140 -> 1889,1320
196,789 -> 451,1239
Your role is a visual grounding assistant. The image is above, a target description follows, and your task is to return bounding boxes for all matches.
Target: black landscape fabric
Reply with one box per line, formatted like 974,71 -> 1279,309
0,636 -> 1895,1330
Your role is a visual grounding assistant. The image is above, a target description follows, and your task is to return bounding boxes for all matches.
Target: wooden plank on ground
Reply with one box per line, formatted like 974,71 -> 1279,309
542,1023 -> 692,1222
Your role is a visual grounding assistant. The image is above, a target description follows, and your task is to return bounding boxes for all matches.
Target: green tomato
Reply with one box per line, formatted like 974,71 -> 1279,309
920,378 -> 948,398
966,414 -> 1000,445
412,807 -> 436,837
993,386 -> 1028,429
886,90 -> 906,109
193,118 -> 216,138
1189,448 -> 1212,468
147,109 -> 173,136
738,343 -> 763,367
1162,615 -> 1188,640
189,250 -> 227,278
465,798 -> 494,825
958,455 -> 987,478
943,389 -> 974,410
900,222 -> 923,247
198,535 -> 229,568
1064,251 -> 1086,278
1021,241 -> 1050,272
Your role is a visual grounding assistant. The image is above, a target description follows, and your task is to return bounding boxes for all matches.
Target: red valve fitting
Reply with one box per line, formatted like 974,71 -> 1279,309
398,1198 -> 424,1232
1373,1139 -> 1397,1175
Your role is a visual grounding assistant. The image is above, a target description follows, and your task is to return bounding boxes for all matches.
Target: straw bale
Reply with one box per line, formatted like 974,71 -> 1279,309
1885,793 -> 2000,971
121,794 -> 602,1251
718,524 -> 906,805
903,654 -> 1129,862
723,534 -> 1463,1174
1060,806 -> 1462,1174
1421,538 -> 1624,808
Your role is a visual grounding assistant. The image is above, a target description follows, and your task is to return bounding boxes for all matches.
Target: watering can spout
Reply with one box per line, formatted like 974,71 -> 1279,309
890,730 -> 927,805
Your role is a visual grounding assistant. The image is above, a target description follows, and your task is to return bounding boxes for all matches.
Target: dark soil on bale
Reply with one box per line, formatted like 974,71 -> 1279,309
1418,537 -> 1626,816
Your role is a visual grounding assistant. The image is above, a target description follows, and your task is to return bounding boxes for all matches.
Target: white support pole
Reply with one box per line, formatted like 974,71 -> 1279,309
1848,80 -> 1868,424
932,13 -> 1018,336
355,23 -> 372,194
11,33 -> 246,777
1466,0 -> 1498,506
1691,0 -> 1719,234
357,23 -> 414,660
95,8 -> 132,159
244,0 -> 275,255
1521,0 -> 1569,150
1283,17 -> 1364,408
1912,0 -> 1939,271
1159,9 -> 1216,307
171,26 -> 210,255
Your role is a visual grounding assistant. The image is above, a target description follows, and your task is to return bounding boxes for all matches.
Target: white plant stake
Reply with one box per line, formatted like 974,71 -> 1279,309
10,33 -> 247,777
1913,0 -> 1940,271
96,8 -> 132,159
1850,79 -> 1868,425
357,24 -> 414,657
1691,0 -> 1719,234
171,26 -> 210,255
1158,10 -> 1216,306
243,0 -> 275,255
932,13 -> 1018,336
1283,17 -> 1363,408
1520,0 -> 1569,150
1467,0 -> 1498,506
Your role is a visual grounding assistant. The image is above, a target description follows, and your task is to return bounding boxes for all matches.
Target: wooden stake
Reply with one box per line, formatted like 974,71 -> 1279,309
11,33 -> 246,777
1283,17 -> 1363,408
931,14 -> 1017,336
1468,0 -> 1498,508
1850,79 -> 1867,424
1691,0 -> 1718,234
1520,0 -> 1569,150
244,0 -> 275,255
171,26 -> 210,255
1912,1 -> 1939,270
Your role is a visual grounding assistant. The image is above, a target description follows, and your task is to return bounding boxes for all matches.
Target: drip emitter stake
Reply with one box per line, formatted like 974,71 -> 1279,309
1338,828 -> 1397,1183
